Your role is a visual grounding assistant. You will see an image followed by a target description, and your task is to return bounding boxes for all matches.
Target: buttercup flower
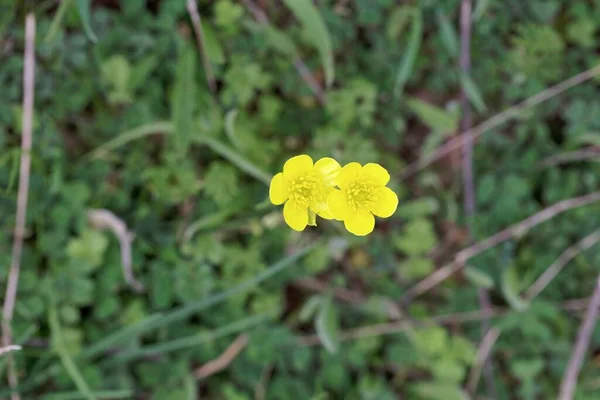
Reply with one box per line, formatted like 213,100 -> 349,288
327,162 -> 398,236
270,155 -> 341,231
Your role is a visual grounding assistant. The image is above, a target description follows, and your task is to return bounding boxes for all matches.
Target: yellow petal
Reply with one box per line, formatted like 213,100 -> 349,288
362,163 -> 390,186
327,190 -> 352,221
336,162 -> 362,189
314,157 -> 341,186
308,209 -> 317,226
311,202 -> 334,220
283,200 -> 308,231
269,172 -> 288,205
283,154 -> 313,179
371,187 -> 398,218
344,210 -> 375,236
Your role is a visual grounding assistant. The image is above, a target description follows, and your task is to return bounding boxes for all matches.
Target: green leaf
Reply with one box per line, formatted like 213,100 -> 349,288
411,383 -> 470,400
83,243 -> 320,358
465,266 -> 495,289
75,0 -> 97,42
406,98 -> 458,133
108,313 -> 269,364
283,0 -> 334,87
45,0 -> 73,42
473,0 -> 493,20
436,10 -> 458,58
49,307 -> 96,400
202,23 -> 225,65
172,45 -> 197,154
396,198 -> 439,219
502,265 -> 529,312
86,121 -> 272,185
299,296 -> 323,322
316,297 -> 340,353
461,73 -> 487,112
394,8 -> 422,98
224,109 -> 241,149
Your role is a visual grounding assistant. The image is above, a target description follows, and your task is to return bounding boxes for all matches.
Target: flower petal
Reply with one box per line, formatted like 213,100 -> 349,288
344,210 -> 375,236
336,162 -> 362,189
283,154 -> 313,179
362,163 -> 390,186
327,190 -> 352,221
269,172 -> 288,205
314,157 -> 341,186
311,201 -> 334,220
283,200 -> 308,231
371,187 -> 398,218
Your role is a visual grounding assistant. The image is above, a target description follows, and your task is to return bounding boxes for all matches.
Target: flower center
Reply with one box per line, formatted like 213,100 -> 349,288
346,181 -> 377,210
289,173 -> 319,207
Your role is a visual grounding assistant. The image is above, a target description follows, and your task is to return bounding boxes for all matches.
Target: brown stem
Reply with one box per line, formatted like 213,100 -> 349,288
402,191 -> 600,303
2,14 -> 35,400
558,276 -> 600,400
401,64 -> 600,180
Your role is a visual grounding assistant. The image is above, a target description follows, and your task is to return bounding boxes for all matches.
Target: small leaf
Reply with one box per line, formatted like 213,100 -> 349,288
436,10 -> 459,58
502,265 -> 529,311
465,266 -> 495,289
75,0 -> 97,42
201,23 -> 225,65
394,8 -> 422,98
299,296 -> 323,322
473,0 -> 493,21
461,73 -> 487,112
224,109 -> 241,149
316,297 -> 339,353
172,45 -> 197,154
406,98 -> 458,133
411,383 -> 470,400
283,0 -> 334,87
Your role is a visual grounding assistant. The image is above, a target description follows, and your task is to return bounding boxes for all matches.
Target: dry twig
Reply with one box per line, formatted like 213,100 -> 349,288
195,334 -> 249,379
87,209 -> 144,292
0,346 -> 22,357
538,148 -> 600,168
186,0 -> 216,93
459,0 -> 496,395
558,276 -> 600,400
525,228 -> 600,301
298,298 -> 589,346
401,64 -> 600,180
2,14 -> 35,400
402,191 -> 600,303
242,0 -> 326,104
467,328 -> 501,394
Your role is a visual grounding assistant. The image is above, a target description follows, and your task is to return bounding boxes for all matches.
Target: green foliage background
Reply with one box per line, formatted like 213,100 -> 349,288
1,0 -> 600,398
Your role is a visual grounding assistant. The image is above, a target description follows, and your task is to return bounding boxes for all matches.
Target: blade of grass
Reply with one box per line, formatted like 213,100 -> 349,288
85,122 -> 272,185
74,0 -> 97,42
198,136 -> 272,185
106,312 -> 269,364
41,390 -> 133,400
394,8 -> 422,99
48,307 -> 96,400
283,0 -> 334,87
45,0 -> 73,42
85,122 -> 173,159
83,242 -> 319,359
172,45 -> 196,154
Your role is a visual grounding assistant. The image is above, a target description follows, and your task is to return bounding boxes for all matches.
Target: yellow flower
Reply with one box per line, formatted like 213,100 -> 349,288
327,162 -> 398,236
269,155 -> 341,231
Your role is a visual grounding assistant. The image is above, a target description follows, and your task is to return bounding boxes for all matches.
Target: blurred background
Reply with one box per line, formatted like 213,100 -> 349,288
2,0 -> 600,399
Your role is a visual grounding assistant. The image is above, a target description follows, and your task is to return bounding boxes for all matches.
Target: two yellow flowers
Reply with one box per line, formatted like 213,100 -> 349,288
269,155 -> 398,236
